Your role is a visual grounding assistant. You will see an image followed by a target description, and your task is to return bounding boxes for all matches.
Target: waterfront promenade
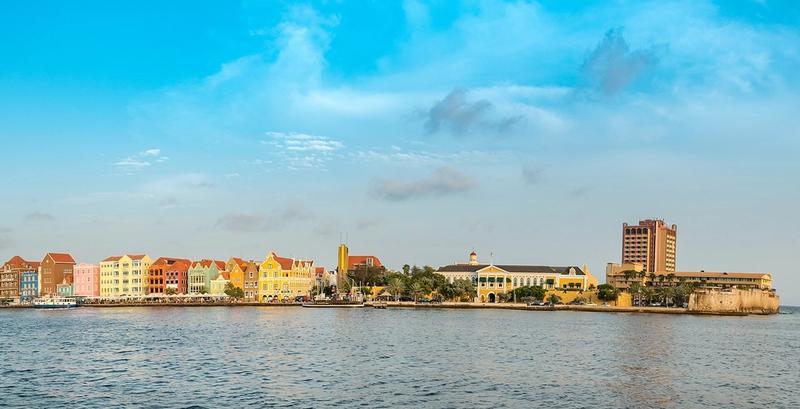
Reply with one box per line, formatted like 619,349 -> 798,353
1,300 -> 767,315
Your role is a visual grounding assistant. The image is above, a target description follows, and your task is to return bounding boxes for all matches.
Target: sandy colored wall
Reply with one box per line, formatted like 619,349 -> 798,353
688,288 -> 780,315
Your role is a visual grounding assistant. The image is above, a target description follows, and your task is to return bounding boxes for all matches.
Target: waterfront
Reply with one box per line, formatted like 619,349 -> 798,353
1,307 -> 798,408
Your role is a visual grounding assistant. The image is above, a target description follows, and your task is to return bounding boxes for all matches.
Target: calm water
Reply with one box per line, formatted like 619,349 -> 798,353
1,306 -> 798,408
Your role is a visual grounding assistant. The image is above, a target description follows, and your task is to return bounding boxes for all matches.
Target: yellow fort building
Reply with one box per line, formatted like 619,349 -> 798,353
437,251 -> 597,303
257,251 -> 315,302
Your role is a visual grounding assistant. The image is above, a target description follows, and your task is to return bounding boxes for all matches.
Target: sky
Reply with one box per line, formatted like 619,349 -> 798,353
1,0 -> 798,304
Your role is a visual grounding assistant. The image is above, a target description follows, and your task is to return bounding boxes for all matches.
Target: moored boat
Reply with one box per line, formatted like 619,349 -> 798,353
32,297 -> 77,309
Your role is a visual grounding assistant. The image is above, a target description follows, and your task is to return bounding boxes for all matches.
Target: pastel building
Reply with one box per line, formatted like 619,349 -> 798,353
148,257 -> 191,295
1,256 -> 40,300
243,261 -> 260,301
437,251 -> 593,303
225,258 -> 248,292
188,260 -> 226,294
57,279 -> 73,297
258,251 -> 315,302
73,263 -> 100,297
100,254 -> 153,297
40,253 -> 76,296
605,262 -> 773,290
209,271 -> 231,296
19,270 -> 39,302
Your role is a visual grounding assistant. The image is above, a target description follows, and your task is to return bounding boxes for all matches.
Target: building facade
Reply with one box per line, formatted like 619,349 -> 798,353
605,262 -> 772,290
148,257 -> 191,295
258,252 -> 315,302
73,263 -> 100,297
187,260 -> 225,294
1,256 -> 40,300
57,280 -> 73,297
242,261 -> 260,301
622,219 -> 677,272
99,254 -> 153,297
437,251 -> 591,303
225,258 -> 248,292
40,253 -> 76,296
19,270 -> 38,302
209,271 -> 230,296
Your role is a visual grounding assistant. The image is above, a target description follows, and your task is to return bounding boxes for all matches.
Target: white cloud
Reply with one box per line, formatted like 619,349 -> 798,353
115,148 -> 168,173
261,131 -> 343,170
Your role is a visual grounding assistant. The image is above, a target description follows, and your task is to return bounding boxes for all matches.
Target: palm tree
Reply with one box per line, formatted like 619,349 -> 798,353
386,278 -> 405,302
657,275 -> 666,287
648,272 -> 657,286
630,282 -> 643,306
666,273 -> 676,286
410,282 -> 425,302
623,270 -> 633,287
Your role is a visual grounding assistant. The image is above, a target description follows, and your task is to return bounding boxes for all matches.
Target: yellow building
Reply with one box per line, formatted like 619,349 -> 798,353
99,254 -> 152,297
225,257 -> 248,291
436,251 -> 591,303
209,271 -> 230,296
258,251 -> 315,302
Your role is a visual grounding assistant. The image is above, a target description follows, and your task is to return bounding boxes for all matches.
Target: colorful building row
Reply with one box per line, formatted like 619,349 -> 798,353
1,250 -> 320,303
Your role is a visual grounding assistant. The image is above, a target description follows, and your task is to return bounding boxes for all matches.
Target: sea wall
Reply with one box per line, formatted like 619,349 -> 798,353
688,288 -> 780,315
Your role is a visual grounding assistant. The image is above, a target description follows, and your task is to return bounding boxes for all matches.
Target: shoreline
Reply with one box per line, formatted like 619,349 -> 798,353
1,301 -> 781,316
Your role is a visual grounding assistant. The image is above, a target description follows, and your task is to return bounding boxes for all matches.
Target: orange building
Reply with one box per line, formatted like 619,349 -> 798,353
40,253 -> 76,296
1,256 -> 40,299
148,257 -> 191,295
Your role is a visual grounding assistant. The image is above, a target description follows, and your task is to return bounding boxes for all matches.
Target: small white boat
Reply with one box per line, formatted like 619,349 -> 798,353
33,297 -> 77,309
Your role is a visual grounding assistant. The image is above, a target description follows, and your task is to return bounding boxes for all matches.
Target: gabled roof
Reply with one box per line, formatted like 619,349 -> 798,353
151,257 -> 191,266
4,256 -> 39,269
47,253 -> 76,264
437,264 -> 585,276
272,255 -> 294,270
102,256 -> 122,262
228,257 -> 248,270
127,254 -> 147,260
193,259 -> 226,269
348,255 -> 382,269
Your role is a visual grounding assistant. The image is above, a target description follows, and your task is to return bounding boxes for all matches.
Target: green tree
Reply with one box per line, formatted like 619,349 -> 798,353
386,278 -> 405,301
453,279 -> 475,301
224,283 -> 244,299
630,282 -> 643,305
410,281 -> 425,302
596,284 -> 619,302
547,293 -> 562,305
165,288 -> 177,296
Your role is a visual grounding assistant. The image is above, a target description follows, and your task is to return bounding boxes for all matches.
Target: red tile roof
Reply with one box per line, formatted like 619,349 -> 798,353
4,256 -> 39,269
348,255 -> 382,269
273,255 -> 294,270
315,267 -> 325,274
229,257 -> 248,270
47,253 -> 76,264
102,256 -> 122,262
127,254 -> 147,260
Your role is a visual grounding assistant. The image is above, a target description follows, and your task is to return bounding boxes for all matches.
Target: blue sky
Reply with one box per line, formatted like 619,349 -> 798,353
1,0 -> 799,304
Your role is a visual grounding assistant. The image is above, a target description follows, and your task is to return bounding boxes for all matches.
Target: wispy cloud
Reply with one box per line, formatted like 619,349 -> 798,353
369,166 -> 475,201
216,203 -> 315,232
581,28 -> 660,95
262,131 -> 344,170
521,165 -> 545,185
423,88 -> 521,135
116,148 -> 169,173
25,211 -> 55,222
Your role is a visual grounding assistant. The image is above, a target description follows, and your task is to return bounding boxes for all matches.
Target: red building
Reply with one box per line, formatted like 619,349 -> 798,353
1,256 -> 40,299
148,257 -> 191,295
40,253 -> 75,296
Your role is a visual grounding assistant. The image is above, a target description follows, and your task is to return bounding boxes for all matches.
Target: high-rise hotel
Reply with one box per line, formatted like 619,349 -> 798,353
622,219 -> 677,272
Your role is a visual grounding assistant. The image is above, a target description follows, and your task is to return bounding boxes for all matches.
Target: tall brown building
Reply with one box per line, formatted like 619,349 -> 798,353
622,219 -> 677,272
40,253 -> 76,296
1,256 -> 40,299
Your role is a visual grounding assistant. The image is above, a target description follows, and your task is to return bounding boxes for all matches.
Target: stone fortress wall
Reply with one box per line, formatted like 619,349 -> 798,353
688,288 -> 780,315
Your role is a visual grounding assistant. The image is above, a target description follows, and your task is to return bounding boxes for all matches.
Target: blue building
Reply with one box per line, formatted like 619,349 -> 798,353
19,270 -> 38,302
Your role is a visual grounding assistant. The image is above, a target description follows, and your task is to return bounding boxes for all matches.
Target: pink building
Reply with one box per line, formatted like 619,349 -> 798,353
73,263 -> 100,297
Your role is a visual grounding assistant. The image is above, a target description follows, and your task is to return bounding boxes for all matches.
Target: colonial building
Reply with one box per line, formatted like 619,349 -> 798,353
19,270 -> 38,302
209,271 -> 231,296
437,251 -> 592,303
605,262 -> 773,290
148,257 -> 191,295
99,254 -> 152,297
40,253 -> 76,296
73,263 -> 100,297
1,256 -> 40,300
335,243 -> 383,291
242,261 -> 260,301
225,257 -> 248,292
57,279 -> 73,297
258,251 -> 314,302
187,260 -> 225,294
